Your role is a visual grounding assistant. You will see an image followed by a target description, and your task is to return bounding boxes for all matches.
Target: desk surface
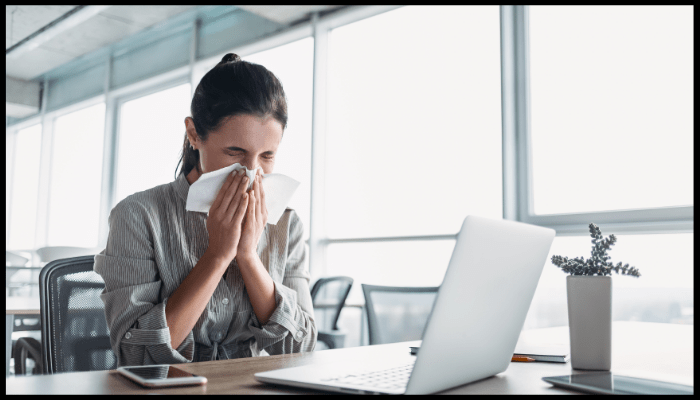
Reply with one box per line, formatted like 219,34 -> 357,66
6,296 -> 40,315
5,321 -> 693,394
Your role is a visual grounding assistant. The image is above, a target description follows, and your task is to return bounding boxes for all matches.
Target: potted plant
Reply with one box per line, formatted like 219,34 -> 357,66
551,223 -> 641,371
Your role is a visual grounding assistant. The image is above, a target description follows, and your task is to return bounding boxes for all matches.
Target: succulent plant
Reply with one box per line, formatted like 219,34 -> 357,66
551,223 -> 641,277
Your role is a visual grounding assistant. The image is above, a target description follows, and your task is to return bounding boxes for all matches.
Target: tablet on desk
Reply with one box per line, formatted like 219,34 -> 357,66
117,364 -> 207,388
543,372 -> 693,395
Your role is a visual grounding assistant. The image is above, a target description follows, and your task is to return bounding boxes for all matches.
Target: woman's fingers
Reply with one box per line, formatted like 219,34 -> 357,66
233,192 -> 248,225
210,170 -> 236,214
220,171 -> 245,220
255,173 -> 266,224
251,174 -> 260,221
248,189 -> 256,224
225,172 -> 248,220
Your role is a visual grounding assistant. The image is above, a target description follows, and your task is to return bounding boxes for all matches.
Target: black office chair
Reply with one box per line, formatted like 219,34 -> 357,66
310,276 -> 353,349
361,284 -> 440,346
15,255 -> 118,375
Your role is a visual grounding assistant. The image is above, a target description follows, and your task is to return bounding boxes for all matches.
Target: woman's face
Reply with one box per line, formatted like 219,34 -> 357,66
185,114 -> 283,181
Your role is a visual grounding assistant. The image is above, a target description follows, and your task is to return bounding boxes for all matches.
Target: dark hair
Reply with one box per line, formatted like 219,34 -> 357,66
175,52 -> 288,178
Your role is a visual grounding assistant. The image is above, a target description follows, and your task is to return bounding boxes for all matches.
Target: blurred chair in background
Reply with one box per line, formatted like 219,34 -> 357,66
8,247 -> 97,299
6,251 -> 30,296
6,250 -> 29,266
13,255 -> 117,375
362,284 -> 439,346
310,276 -> 353,349
35,246 -> 99,264
7,250 -> 41,375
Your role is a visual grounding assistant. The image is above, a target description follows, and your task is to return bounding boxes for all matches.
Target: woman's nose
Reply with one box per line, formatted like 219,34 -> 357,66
241,158 -> 258,172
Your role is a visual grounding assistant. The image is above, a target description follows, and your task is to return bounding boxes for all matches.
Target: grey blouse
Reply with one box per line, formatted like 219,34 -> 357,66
94,172 -> 317,367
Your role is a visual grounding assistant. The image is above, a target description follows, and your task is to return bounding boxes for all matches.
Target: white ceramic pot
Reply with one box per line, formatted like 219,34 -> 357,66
566,275 -> 612,371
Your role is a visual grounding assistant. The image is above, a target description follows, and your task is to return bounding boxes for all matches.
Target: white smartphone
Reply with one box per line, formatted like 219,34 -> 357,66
117,364 -> 207,388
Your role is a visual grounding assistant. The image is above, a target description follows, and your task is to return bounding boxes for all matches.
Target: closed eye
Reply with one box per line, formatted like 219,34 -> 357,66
225,146 -> 246,156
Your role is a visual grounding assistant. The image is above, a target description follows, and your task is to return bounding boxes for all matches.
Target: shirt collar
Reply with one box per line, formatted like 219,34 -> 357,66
173,172 -> 190,203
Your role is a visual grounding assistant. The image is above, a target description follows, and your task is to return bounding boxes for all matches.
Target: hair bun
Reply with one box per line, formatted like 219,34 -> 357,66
220,53 -> 241,64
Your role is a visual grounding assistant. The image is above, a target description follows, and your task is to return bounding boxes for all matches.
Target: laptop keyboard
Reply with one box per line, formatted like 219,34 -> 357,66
320,362 -> 414,390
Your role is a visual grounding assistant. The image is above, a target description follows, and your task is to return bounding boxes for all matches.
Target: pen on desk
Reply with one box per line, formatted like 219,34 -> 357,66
511,356 -> 535,362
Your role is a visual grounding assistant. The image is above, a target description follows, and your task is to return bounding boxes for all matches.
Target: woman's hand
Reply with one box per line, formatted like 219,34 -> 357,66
237,169 -> 268,262
205,169 -> 249,265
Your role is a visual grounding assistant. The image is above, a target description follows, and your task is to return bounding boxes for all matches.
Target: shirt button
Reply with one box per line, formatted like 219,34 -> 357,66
222,298 -> 229,305
216,332 -> 223,341
295,331 -> 303,340
125,332 -> 132,339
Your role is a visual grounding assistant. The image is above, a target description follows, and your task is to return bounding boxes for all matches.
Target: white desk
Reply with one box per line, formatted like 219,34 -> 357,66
5,321 -> 693,394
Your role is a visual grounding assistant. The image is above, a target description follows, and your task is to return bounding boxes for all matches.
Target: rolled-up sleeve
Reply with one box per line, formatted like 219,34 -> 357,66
247,212 -> 317,354
94,199 -> 194,367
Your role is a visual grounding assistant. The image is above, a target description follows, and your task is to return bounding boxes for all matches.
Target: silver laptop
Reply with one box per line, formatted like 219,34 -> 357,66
255,215 -> 555,394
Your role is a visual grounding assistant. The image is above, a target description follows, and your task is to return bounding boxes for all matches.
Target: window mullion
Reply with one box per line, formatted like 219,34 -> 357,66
98,53 -> 116,249
500,6 -> 519,222
35,79 -> 52,249
502,5 -> 532,224
514,6 -> 533,223
523,206 -> 694,236
308,11 -> 329,282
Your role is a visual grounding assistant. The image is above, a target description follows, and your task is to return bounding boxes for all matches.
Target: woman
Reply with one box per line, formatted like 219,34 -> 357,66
95,53 -> 317,366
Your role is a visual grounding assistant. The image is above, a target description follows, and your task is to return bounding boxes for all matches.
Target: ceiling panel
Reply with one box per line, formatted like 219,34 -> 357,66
38,13 -> 145,58
6,5 -> 76,49
6,5 -> 349,104
6,6 -> 201,81
236,5 -> 344,24
99,6 -> 195,29
5,45 -> 75,80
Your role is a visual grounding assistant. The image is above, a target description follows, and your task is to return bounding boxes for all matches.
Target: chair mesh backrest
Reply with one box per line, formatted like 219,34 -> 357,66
362,284 -> 440,345
310,276 -> 353,331
40,255 -> 117,374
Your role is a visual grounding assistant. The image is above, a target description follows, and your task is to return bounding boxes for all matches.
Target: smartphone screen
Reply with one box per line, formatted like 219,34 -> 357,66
543,372 -> 693,395
122,365 -> 199,380
118,365 -> 207,387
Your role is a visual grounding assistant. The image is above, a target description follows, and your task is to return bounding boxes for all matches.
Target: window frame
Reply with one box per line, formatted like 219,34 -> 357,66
109,75 -> 191,209
44,98 -> 107,248
6,121 -> 44,252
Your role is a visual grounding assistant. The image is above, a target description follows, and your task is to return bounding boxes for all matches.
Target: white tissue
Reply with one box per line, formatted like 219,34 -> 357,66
185,163 -> 300,225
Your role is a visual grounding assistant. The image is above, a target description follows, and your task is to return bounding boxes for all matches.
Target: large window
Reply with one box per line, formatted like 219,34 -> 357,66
47,103 -> 105,247
529,6 -> 693,215
325,6 -> 502,302
7,124 -> 42,250
244,37 -> 314,242
114,83 -> 191,204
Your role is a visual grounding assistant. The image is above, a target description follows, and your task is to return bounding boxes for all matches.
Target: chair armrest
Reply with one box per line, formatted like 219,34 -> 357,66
317,329 -> 347,350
